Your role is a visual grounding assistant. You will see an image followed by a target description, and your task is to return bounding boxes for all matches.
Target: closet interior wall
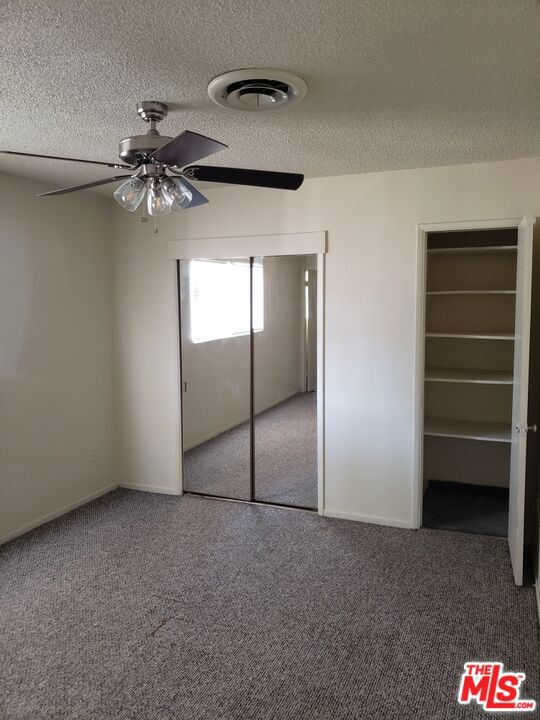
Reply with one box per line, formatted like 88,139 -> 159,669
423,229 -> 518,496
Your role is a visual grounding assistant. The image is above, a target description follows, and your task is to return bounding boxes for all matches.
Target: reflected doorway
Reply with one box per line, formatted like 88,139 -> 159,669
179,254 -> 318,510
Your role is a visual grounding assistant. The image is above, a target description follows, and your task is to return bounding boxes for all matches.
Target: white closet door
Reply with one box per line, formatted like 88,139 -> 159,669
508,214 -> 535,585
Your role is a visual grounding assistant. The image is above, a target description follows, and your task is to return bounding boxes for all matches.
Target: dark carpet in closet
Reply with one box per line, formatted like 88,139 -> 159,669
423,480 -> 508,537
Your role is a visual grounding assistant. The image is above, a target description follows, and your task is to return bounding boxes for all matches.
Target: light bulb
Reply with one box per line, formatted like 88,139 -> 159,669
147,179 -> 172,216
113,176 -> 146,212
161,177 -> 193,210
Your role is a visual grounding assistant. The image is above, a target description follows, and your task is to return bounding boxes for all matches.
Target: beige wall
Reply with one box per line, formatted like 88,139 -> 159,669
112,157 -> 540,590
1,157 -> 539,608
0,172 -> 116,541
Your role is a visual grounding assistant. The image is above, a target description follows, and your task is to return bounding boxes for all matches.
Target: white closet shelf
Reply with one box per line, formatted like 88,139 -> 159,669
427,245 -> 517,255
425,368 -> 513,385
426,332 -> 515,340
424,418 -> 511,443
426,290 -> 516,296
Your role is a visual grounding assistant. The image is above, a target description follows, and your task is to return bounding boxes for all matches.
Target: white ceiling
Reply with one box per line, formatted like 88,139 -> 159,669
1,0 -> 539,195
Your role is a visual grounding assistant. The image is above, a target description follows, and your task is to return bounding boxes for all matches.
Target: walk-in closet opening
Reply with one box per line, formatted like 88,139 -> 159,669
422,228 -> 518,537
178,253 -> 319,511
417,216 -> 538,586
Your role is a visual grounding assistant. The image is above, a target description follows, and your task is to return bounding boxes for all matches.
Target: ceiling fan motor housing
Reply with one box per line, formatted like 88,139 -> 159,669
118,134 -> 172,165
118,100 -> 172,165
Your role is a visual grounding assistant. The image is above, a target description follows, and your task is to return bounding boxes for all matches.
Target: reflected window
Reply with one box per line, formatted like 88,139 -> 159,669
189,259 -> 264,344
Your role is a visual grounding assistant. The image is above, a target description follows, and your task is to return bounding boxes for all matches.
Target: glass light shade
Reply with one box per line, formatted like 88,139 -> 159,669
147,180 -> 172,216
113,176 -> 146,212
161,177 -> 193,210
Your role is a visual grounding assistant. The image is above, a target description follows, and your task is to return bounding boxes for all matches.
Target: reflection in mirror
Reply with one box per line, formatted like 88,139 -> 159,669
180,258 -> 251,500
253,255 -> 318,508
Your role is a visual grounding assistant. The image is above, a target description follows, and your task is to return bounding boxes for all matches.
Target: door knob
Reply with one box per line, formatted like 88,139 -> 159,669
515,424 -> 537,434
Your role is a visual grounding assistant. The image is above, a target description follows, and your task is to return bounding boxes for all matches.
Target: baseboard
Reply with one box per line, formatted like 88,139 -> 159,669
323,508 -> 414,529
0,483 -> 119,545
120,483 -> 182,496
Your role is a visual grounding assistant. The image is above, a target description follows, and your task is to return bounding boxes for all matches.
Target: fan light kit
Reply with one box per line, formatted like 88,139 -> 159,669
0,99 -> 304,229
207,69 -> 308,111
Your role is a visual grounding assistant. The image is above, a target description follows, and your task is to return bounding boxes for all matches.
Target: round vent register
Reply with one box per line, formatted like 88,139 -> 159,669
208,69 -> 307,111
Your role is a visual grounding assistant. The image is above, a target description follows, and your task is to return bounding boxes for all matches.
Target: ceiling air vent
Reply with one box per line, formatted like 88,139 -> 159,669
208,69 -> 307,112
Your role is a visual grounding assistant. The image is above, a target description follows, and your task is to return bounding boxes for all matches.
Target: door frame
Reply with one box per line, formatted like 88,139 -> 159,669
413,217 -> 523,530
169,231 -> 327,515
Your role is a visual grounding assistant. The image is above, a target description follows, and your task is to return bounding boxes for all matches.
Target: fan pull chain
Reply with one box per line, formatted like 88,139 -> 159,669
140,202 -> 149,225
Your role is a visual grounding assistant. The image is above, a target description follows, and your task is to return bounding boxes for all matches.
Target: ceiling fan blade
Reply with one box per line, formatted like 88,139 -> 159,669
37,175 -> 132,197
152,130 -> 226,168
1,150 -> 131,170
183,165 -> 304,190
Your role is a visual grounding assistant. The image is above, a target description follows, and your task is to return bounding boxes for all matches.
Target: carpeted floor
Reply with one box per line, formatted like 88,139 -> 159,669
184,392 -> 317,508
423,481 -> 509,537
0,490 -> 538,719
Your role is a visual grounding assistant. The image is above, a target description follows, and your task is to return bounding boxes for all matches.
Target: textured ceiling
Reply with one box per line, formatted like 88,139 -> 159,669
1,0 -> 539,195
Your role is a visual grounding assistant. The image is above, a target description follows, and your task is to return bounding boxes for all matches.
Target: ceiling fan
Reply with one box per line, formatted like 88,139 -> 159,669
0,101 -> 304,217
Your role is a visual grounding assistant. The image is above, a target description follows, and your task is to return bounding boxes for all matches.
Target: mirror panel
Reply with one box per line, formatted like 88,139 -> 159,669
180,258 -> 251,500
253,255 -> 318,508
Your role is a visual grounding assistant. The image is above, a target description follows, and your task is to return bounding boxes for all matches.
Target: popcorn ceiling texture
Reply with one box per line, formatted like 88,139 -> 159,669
0,0 -> 539,194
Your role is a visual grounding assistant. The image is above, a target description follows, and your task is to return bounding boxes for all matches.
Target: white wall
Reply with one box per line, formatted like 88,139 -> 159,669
112,157 -> 540,547
0,172 -> 116,542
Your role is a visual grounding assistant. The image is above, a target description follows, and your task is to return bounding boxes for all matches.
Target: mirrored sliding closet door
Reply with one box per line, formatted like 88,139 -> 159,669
253,255 -> 318,508
179,258 -> 251,500
179,254 -> 318,510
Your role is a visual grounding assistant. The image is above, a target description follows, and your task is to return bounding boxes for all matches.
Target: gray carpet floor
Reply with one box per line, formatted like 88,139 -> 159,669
1,490 -> 538,719
184,392 -> 317,508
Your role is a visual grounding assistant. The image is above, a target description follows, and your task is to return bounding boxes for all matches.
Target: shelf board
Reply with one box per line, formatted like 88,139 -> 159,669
426,290 -> 516,296
425,367 -> 513,385
426,332 -> 514,341
427,245 -> 517,256
424,418 -> 511,443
